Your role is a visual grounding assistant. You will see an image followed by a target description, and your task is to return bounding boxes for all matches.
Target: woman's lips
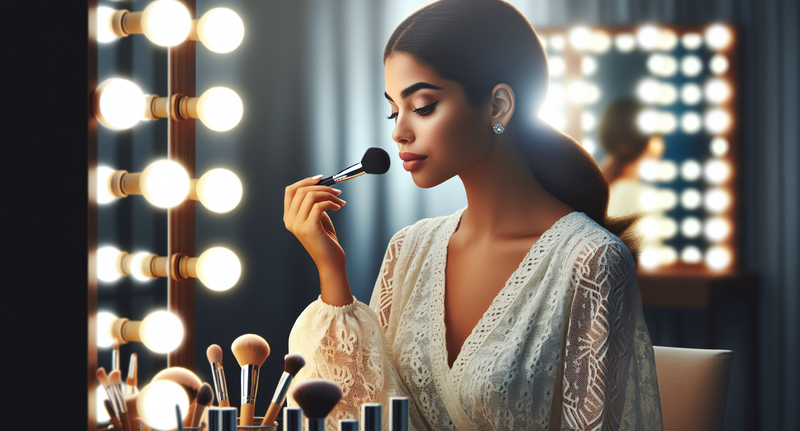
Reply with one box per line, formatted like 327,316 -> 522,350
399,152 -> 427,171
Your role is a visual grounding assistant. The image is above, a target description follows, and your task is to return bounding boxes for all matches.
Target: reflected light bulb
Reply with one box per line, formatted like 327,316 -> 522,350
636,78 -> 659,104
581,138 -> 596,155
710,137 -> 730,156
656,160 -> 678,182
140,160 -> 190,208
197,8 -> 245,53
196,169 -> 243,213
196,87 -> 243,131
569,26 -> 591,51
639,247 -> 660,269
704,159 -> 731,184
681,55 -> 703,77
636,25 -> 659,51
615,33 -> 636,52
657,112 -> 677,134
549,56 -> 565,77
704,79 -> 732,104
581,56 -> 598,76
681,217 -> 702,238
681,246 -> 703,263
660,247 -> 678,265
141,0 -> 191,47
681,83 -> 702,105
97,166 -> 117,205
681,159 -> 702,181
589,31 -> 611,53
647,54 -> 677,77
97,246 -> 123,283
704,217 -> 731,242
681,112 -> 702,134
140,311 -> 184,353
97,6 -> 118,43
638,159 -> 659,182
704,188 -> 731,213
581,112 -> 596,131
93,78 -> 145,130
706,246 -> 732,270
681,188 -> 702,209
658,189 -> 678,210
656,83 -> 677,105
704,108 -> 732,134
659,218 -> 678,239
637,109 -> 660,134
138,381 -> 190,430
705,24 -> 733,51
681,33 -> 703,50
195,247 -> 242,291
97,311 -> 119,348
710,55 -> 730,74
549,34 -> 565,51
656,29 -> 678,51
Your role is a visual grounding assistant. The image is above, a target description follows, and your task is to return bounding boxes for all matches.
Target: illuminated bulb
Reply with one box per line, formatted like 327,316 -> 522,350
659,218 -> 678,239
615,33 -> 636,52
704,188 -> 731,213
710,137 -> 730,156
705,24 -> 733,51
582,83 -> 601,104
569,26 -> 592,51
681,246 -> 703,263
681,217 -> 702,238
195,169 -> 243,213
97,246 -> 124,283
636,25 -> 660,51
639,217 -> 660,239
637,109 -> 660,134
92,78 -> 145,130
656,83 -> 677,105
681,159 -> 702,181
97,6 -> 119,43
704,159 -> 731,184
681,188 -> 702,209
681,55 -> 703,77
581,112 -> 596,131
636,78 -> 660,103
195,247 -> 242,291
647,54 -> 678,77
581,138 -> 596,154
549,34 -> 565,51
640,247 -> 660,269
681,112 -> 702,134
140,160 -> 191,208
705,246 -> 732,270
581,56 -> 598,76
589,31 -> 611,53
704,108 -> 732,134
97,166 -> 117,205
710,55 -> 730,74
681,83 -> 703,105
549,56 -> 565,77
140,0 -> 192,46
97,384 -> 111,424
638,160 -> 659,182
656,29 -> 678,51
140,311 -> 184,353
681,33 -> 703,50
138,381 -> 190,430
539,36 -> 549,50
704,79 -> 732,104
195,8 -> 245,53
97,311 -> 119,348
130,252 -> 156,282
704,217 -> 731,242
660,247 -> 678,265
658,189 -> 678,210
195,87 -> 244,132
640,191 -> 659,211
657,112 -> 677,134
567,81 -> 587,104
656,160 -> 678,182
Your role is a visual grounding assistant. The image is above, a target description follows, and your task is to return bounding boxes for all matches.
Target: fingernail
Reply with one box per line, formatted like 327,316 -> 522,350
312,174 -> 323,180
340,199 -> 346,204
331,188 -> 342,194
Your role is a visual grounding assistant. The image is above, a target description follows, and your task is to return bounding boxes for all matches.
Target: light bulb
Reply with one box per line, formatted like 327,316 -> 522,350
656,112 -> 677,134
196,8 -> 245,53
656,83 -> 677,105
614,33 -> 636,52
681,55 -> 703,77
647,54 -> 677,77
658,218 -> 678,239
636,78 -> 660,104
638,217 -> 659,239
139,160 -> 190,208
548,56 -> 565,77
681,33 -> 703,50
704,109 -> 732,134
589,31 -> 611,54
681,83 -> 702,105
681,159 -> 702,181
638,159 -> 659,182
704,217 -> 731,242
681,112 -> 702,134
704,79 -> 732,104
538,110 -> 566,131
581,138 -> 596,155
97,246 -> 123,283
195,87 -> 243,131
196,169 -> 243,213
656,160 -> 678,182
138,381 -> 190,430
195,247 -> 241,291
710,137 -> 729,156
140,311 -> 184,353
681,188 -> 702,210
710,55 -> 729,74
581,112 -> 596,131
97,6 -> 119,43
140,0 -> 191,47
704,159 -> 731,184
92,79 -> 145,130
581,56 -> 597,76
130,252 -> 156,282
681,246 -> 703,263
660,246 -> 678,265
636,25 -> 659,51
704,189 -> 731,213
639,247 -> 660,269
705,24 -> 733,51
636,109 -> 660,134
549,34 -> 565,51
658,189 -> 678,210
97,166 -> 117,205
569,26 -> 592,51
681,217 -> 702,238
97,311 -> 119,348
640,190 -> 659,211
656,29 -> 678,50
705,246 -> 732,270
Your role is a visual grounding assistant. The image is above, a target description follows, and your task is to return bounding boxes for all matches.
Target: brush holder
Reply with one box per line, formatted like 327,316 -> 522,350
237,417 -> 277,430
185,423 -> 207,430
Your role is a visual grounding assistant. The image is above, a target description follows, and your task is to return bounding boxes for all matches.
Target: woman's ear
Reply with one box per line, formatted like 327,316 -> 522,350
490,83 -> 515,127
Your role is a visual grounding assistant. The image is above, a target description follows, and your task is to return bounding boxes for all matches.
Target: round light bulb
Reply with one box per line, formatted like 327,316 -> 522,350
656,29 -> 678,51
681,55 -> 703,77
93,78 -> 145,130
704,217 -> 731,242
710,137 -> 730,156
658,218 -> 678,239
614,33 -> 636,52
97,311 -> 119,348
97,166 -> 117,205
639,247 -> 660,269
581,56 -> 598,76
704,108 -> 732,134
681,188 -> 702,210
581,112 -> 596,131
636,109 -> 660,134
97,6 -> 118,43
681,112 -> 702,134
196,87 -> 243,131
705,24 -> 733,51
704,79 -> 732,104
196,169 -> 243,213
681,83 -> 703,105
704,189 -> 731,213
549,34 -> 565,51
638,159 -> 659,182
660,246 -> 678,265
681,159 -> 702,181
681,217 -> 702,238
656,112 -> 677,134
139,160 -> 190,208
656,83 -> 678,105
589,31 -> 611,54
638,216 -> 660,239
656,160 -> 678,182
636,25 -> 660,51
140,311 -> 184,353
138,381 -> 190,430
568,26 -> 592,51
710,55 -> 730,74
681,33 -> 703,50
647,54 -> 677,77
538,110 -> 566,131
140,0 -> 191,47
195,247 -> 241,291
636,78 -> 660,104
681,246 -> 703,263
658,189 -> 678,210
581,137 -> 596,155
548,56 -> 565,77
97,246 -> 123,283
704,159 -> 731,184
197,8 -> 245,53
705,246 -> 732,270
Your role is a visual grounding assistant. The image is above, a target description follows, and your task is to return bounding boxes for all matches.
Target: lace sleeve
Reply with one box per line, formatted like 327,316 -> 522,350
560,239 -> 641,430
369,227 -> 409,332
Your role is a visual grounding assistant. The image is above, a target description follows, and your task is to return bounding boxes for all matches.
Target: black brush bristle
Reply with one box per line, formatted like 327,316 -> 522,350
291,379 -> 342,419
197,383 -> 214,406
361,147 -> 391,174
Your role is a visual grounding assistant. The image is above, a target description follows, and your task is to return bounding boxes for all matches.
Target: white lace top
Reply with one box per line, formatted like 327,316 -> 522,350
288,210 -> 663,430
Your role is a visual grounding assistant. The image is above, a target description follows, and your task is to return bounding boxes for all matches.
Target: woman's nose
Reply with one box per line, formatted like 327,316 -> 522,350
391,115 -> 414,144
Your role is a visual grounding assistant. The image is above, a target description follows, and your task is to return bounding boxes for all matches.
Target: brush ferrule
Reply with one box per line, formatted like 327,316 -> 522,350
270,372 -> 293,404
240,364 -> 260,405
211,361 -> 229,403
307,418 -> 326,431
112,346 -> 120,371
333,162 -> 366,182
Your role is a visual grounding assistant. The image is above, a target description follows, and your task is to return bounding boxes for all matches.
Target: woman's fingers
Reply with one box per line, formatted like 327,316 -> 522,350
296,190 -> 346,224
284,176 -> 323,221
305,201 -> 342,231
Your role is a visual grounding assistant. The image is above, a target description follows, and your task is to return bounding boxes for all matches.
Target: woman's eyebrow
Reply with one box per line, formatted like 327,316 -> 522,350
384,82 -> 444,102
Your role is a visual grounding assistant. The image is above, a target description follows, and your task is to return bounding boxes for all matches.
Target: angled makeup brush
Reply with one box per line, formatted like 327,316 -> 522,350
319,147 -> 391,186
291,379 -> 343,431
190,383 -> 214,427
109,370 -> 132,431
126,353 -> 138,396
231,334 -> 271,426
206,344 -> 230,407
261,353 -> 306,426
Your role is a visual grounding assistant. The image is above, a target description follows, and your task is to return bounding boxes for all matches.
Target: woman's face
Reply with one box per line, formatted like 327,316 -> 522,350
384,53 -> 494,188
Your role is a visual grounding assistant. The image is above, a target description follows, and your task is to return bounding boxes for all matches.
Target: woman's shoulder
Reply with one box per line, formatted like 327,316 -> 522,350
561,212 -> 636,268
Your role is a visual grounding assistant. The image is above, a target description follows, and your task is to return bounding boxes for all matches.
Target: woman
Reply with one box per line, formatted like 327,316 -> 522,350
284,1 -> 662,429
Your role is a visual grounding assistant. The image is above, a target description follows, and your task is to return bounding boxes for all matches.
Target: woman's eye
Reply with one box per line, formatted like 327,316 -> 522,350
413,101 -> 439,116
387,112 -> 398,120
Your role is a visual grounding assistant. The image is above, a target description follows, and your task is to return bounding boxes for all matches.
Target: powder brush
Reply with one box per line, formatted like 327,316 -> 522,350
291,379 -> 343,431
190,383 -> 214,427
319,147 -> 391,186
231,334 -> 271,426
261,353 -> 306,426
206,344 -> 230,407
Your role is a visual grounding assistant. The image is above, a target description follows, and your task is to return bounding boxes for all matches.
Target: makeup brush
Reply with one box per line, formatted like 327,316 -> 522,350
231,334 -> 271,426
291,379 -> 343,431
206,344 -> 230,407
260,353 -> 306,426
190,383 -> 214,427
126,353 -> 138,396
283,407 -> 303,431
177,404 -> 185,431
319,147 -> 391,186
104,399 -> 123,430
109,370 -> 133,431
152,367 -> 203,401
112,343 -> 121,371
97,368 -> 119,418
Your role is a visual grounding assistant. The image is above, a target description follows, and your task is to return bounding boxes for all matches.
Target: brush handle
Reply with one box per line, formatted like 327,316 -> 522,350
118,411 -> 133,431
319,176 -> 336,186
218,398 -> 230,407
240,403 -> 255,426
191,405 -> 207,427
104,399 -> 122,430
308,418 -> 326,431
183,401 -> 197,427
261,402 -> 281,426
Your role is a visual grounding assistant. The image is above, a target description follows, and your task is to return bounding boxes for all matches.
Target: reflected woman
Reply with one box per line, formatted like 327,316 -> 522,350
283,1 -> 663,429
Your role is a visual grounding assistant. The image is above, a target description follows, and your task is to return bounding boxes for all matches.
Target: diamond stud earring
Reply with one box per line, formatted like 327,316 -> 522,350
492,123 -> 505,135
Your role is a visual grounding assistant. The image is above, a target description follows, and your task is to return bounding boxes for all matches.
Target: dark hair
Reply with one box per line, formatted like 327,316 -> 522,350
384,0 -> 640,256
599,97 -> 651,183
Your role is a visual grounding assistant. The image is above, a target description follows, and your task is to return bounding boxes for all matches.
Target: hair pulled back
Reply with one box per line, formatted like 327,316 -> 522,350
384,0 -> 640,256
599,97 -> 651,183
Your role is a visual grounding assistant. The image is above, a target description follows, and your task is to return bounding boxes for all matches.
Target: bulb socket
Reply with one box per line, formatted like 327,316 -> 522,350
110,318 -> 142,344
178,96 -> 198,120
187,179 -> 199,201
121,173 -> 142,196
115,251 -> 129,277
143,95 -> 169,120
169,253 -> 189,281
109,170 -> 128,198
179,256 -> 199,280
109,11 -> 143,37
188,20 -> 199,41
